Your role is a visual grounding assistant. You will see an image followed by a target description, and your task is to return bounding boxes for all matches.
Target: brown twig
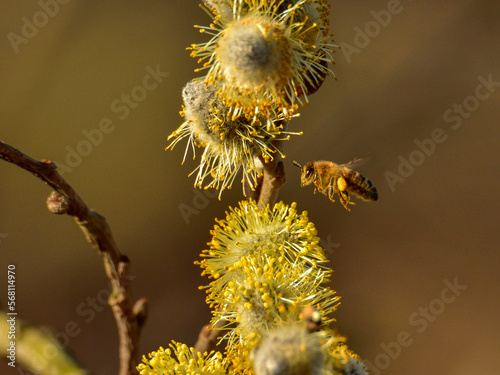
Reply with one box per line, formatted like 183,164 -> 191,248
193,319 -> 228,355
255,119 -> 289,209
0,140 -> 147,375
256,155 -> 286,209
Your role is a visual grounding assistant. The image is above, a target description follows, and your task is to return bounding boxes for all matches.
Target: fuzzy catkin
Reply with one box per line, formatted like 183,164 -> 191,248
218,17 -> 286,88
251,326 -> 324,375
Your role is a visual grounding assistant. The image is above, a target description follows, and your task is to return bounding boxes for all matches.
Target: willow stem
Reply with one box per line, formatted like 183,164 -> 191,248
255,120 -> 288,209
0,140 -> 147,375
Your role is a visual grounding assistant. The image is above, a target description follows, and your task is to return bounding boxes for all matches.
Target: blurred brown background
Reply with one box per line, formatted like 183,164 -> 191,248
1,1 -> 499,374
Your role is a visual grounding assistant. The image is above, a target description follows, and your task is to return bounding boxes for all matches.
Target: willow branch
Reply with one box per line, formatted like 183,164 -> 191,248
256,153 -> 286,209
256,120 -> 288,209
0,140 -> 147,375
193,319 -> 228,355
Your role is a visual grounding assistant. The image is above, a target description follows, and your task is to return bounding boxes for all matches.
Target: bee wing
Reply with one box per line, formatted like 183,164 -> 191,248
339,156 -> 371,170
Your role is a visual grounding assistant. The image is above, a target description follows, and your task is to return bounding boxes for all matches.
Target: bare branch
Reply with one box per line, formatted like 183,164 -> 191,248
0,140 -> 147,375
257,156 -> 286,209
256,120 -> 289,209
193,319 -> 227,355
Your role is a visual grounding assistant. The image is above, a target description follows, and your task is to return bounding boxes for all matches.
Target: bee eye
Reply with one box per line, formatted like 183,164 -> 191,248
305,167 -> 313,178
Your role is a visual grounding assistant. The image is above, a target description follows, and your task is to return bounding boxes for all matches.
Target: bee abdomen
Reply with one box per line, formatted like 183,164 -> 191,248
346,172 -> 378,201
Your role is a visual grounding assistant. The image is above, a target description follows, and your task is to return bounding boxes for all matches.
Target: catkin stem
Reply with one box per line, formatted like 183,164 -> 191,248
255,120 -> 288,208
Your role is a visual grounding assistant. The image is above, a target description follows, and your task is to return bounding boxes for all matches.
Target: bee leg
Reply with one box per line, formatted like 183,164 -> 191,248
328,181 -> 336,203
336,176 -> 353,210
339,190 -> 354,211
337,176 -> 348,193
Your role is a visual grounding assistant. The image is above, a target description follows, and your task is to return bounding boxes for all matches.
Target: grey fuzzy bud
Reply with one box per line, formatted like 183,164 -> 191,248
182,81 -> 219,128
217,17 -> 287,88
252,326 -> 324,375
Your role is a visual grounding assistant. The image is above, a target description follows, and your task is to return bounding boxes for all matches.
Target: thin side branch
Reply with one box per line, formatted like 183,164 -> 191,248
193,319 -> 227,355
0,140 -> 147,375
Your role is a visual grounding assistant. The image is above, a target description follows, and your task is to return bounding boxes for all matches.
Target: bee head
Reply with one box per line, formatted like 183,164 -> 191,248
294,161 -> 315,186
302,162 -> 316,186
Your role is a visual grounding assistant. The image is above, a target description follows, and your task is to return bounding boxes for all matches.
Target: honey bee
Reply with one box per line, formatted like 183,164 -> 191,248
293,159 -> 378,211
